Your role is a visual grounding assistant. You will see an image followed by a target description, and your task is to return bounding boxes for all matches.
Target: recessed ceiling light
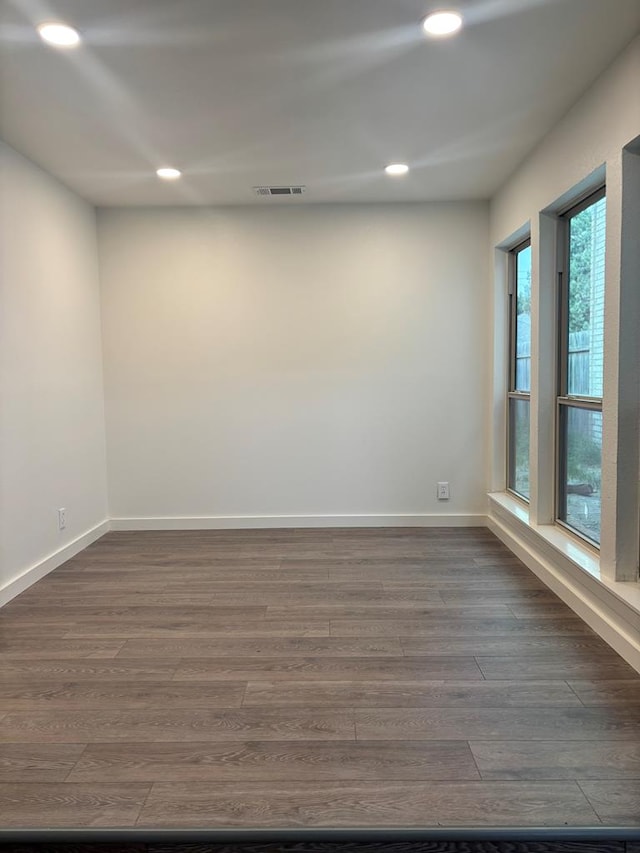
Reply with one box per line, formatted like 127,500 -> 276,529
385,163 -> 409,176
422,10 -> 463,37
37,22 -> 81,47
156,168 -> 182,180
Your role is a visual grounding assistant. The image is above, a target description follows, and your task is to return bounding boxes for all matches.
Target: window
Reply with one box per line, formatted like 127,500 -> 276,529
557,189 -> 606,545
507,239 -> 531,500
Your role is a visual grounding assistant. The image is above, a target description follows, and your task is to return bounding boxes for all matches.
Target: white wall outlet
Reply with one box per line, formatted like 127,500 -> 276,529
58,507 -> 66,530
437,482 -> 450,500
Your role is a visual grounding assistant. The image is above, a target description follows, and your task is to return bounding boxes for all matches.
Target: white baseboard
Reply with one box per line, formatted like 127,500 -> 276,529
488,508 -> 640,675
0,520 -> 111,607
110,513 -> 488,531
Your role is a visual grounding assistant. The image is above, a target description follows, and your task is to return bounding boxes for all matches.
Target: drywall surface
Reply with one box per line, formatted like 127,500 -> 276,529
0,142 -> 108,590
491,34 -> 640,243
98,203 -> 489,522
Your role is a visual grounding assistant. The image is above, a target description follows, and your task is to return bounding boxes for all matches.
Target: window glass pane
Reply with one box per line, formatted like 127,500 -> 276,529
514,244 -> 531,392
559,405 -> 602,543
508,397 -> 530,499
567,195 -> 606,397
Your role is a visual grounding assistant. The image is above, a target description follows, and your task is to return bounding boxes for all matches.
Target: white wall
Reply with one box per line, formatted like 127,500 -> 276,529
98,203 -> 489,524
0,143 -> 109,597
490,34 -> 640,244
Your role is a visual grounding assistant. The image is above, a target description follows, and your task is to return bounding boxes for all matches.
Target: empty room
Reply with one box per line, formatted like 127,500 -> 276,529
1,0 -> 640,841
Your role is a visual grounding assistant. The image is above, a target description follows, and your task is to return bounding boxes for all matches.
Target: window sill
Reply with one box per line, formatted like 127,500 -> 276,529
488,491 -> 640,617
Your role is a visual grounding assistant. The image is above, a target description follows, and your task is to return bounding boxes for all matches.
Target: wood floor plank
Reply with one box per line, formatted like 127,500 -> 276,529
440,589 -> 559,604
0,709 -> 355,743
266,605 -> 513,620
67,740 -> 479,783
7,593 -> 218,607
0,639 -> 125,659
476,655 -> 639,681
0,659 -> 179,682
58,556 -> 286,567
16,581 -> 380,607
325,550 -> 528,562
0,743 -> 87,781
172,656 -> 482,682
173,548 -> 338,560
329,568 -> 535,583
401,636 -> 608,656
0,782 -> 149,826
508,603 -> 586,619
355,706 -> 640,741
329,528 -> 493,541
20,578 -> 171,591
473,555 -> 529,566
568,680 -> 640,705
38,568 -> 282,581
329,551 -> 501,563
118,637 -> 403,658
330,617 -> 593,637
578,780 -> 640,824
243,680 -> 581,708
215,589 -> 436,606
0,680 -> 246,711
78,548 -> 336,561
137,780 -> 600,827
14,585 -> 172,600
63,619 -> 330,639
3,604 -> 268,620
0,622 -> 69,638
328,541 -> 520,569
470,740 -> 640,780
30,570 -> 330,589
160,570 -> 332,586
284,558 -> 488,571
384,576 -> 547,590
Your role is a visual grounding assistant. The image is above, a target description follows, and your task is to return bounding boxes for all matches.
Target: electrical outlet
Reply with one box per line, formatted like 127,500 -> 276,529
437,482 -> 450,500
58,508 -> 66,530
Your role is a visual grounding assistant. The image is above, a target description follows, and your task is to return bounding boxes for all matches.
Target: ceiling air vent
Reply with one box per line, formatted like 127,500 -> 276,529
254,186 -> 306,197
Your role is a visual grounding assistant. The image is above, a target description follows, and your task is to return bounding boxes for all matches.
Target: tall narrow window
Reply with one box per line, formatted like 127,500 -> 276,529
507,240 -> 531,500
557,189 -> 606,545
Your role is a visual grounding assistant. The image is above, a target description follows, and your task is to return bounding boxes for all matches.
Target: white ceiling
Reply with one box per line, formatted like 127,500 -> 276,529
1,0 -> 639,206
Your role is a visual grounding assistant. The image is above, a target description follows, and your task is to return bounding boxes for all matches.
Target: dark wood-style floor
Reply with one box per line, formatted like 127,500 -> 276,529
1,527 -> 639,829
